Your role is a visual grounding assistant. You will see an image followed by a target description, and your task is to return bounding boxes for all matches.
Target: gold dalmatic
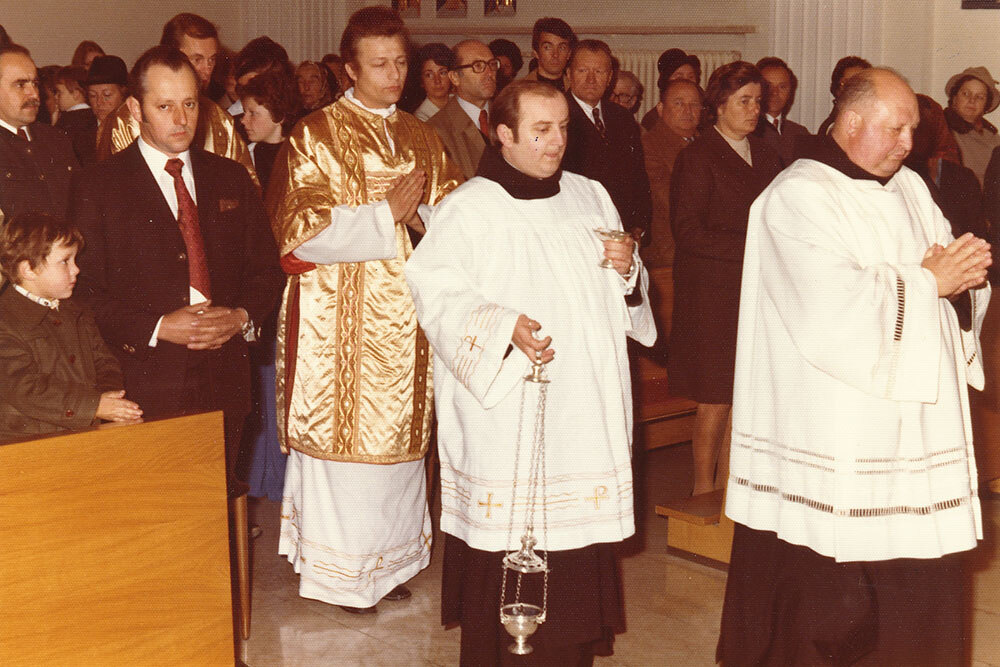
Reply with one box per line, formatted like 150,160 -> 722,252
94,96 -> 259,186
268,98 -> 461,463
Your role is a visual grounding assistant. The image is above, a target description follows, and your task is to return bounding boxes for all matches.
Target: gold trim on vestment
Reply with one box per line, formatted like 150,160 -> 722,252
270,99 -> 461,464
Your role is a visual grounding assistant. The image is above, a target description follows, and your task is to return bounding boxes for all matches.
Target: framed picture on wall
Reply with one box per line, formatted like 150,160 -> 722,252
963,1 -> 1000,8
392,0 -> 420,18
437,0 -> 467,18
485,0 -> 516,16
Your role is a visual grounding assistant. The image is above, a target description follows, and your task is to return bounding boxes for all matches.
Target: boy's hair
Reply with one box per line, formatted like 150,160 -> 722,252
55,66 -> 88,96
0,213 -> 84,284
237,69 -> 301,134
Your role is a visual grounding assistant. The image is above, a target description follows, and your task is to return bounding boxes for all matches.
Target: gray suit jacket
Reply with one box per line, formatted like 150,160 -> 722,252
428,97 -> 486,181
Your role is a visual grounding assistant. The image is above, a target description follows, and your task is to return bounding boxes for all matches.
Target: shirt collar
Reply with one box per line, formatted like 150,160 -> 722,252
0,117 -> 26,138
13,283 -> 59,310
66,102 -> 91,112
137,136 -> 193,177
344,87 -> 396,119
455,95 -> 489,126
572,93 -> 602,123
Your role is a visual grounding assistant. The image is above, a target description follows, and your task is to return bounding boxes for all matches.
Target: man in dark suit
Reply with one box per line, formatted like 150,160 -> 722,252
429,39 -> 497,180
754,57 -> 810,165
73,46 -> 284,488
0,43 -> 79,222
563,39 -> 651,239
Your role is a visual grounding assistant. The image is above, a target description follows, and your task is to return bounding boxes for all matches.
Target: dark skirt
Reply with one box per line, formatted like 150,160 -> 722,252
718,524 -> 969,666
666,257 -> 741,405
441,535 -> 625,667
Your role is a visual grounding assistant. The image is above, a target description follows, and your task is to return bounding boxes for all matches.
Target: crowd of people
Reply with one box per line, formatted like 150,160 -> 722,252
0,7 -> 996,665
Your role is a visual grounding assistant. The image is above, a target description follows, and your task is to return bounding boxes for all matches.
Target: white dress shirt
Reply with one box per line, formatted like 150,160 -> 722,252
572,94 -> 603,129
137,137 -> 208,345
455,95 -> 489,128
0,117 -> 28,140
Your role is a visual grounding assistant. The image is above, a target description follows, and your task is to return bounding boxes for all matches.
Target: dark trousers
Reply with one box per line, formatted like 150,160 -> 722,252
719,524 -> 969,666
181,356 -> 247,491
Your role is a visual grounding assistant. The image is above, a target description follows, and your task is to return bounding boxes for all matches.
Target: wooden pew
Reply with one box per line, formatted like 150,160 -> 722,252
0,413 -> 235,666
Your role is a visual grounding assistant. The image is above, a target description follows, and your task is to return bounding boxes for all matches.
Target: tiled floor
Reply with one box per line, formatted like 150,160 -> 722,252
241,444 -> 1000,666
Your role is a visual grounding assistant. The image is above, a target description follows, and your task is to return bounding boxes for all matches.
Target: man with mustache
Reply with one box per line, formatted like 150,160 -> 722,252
0,43 -> 79,222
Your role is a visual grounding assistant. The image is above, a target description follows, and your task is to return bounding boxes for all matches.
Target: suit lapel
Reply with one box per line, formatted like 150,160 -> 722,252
188,147 -> 218,274
121,142 -> 185,246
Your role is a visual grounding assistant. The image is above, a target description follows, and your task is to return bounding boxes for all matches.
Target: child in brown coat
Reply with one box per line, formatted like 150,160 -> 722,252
0,212 -> 141,442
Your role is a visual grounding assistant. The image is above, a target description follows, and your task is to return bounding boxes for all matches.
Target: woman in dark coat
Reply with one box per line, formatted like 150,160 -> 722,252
667,61 -> 783,495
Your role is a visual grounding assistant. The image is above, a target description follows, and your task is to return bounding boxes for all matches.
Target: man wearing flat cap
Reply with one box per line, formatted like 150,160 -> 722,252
944,65 -> 1000,186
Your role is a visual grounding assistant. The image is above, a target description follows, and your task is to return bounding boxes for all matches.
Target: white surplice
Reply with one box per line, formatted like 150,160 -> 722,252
405,171 -> 656,553
727,158 -> 989,562
277,90 -> 434,607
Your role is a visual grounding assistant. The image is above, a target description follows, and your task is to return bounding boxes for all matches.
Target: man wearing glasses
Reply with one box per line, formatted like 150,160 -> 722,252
429,40 -> 498,180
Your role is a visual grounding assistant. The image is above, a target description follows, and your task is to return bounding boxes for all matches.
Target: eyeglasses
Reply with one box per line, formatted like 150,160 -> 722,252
452,58 -> 502,74
611,92 -> 638,104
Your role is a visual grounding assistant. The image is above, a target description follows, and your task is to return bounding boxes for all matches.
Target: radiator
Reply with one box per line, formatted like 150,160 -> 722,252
615,49 -> 741,119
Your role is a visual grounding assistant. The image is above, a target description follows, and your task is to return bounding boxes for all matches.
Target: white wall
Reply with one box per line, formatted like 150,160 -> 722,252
2,1 -> 244,68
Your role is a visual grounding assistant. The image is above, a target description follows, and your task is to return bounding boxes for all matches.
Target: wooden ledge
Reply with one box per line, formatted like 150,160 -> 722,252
655,488 -> 724,526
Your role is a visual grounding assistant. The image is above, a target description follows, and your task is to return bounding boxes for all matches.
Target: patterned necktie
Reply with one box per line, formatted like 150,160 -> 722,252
16,127 -> 29,142
479,108 -> 489,137
592,107 -> 606,139
164,158 -> 212,299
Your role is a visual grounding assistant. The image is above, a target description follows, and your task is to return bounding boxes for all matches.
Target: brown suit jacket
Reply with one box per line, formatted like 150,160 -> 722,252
641,118 -> 694,267
0,288 -> 123,443
428,97 -> 486,181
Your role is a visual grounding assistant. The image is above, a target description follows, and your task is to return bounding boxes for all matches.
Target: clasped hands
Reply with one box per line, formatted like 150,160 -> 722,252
921,233 -> 992,298
158,301 -> 247,350
386,168 -> 427,235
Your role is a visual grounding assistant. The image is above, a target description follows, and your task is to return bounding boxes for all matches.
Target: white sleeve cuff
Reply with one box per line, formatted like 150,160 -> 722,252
149,316 -> 164,347
293,200 -> 398,264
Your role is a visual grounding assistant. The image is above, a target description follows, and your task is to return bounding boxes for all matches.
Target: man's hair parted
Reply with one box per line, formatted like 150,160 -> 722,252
128,45 -> 199,105
339,6 -> 409,67
160,13 -> 218,49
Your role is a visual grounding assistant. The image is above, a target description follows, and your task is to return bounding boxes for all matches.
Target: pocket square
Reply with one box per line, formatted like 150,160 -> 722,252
219,198 -> 239,212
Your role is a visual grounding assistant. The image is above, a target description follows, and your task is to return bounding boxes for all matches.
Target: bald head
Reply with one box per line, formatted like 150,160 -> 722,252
831,68 -> 918,178
449,39 -> 497,107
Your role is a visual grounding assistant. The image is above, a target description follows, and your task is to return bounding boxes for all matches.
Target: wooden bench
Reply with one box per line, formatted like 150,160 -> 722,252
655,489 -> 733,564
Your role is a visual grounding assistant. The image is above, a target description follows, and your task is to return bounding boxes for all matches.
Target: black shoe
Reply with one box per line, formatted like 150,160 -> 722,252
338,604 -> 377,614
382,584 -> 412,601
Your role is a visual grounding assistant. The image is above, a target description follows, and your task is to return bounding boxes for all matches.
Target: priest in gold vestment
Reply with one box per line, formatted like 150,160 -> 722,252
93,12 -> 257,185
268,7 -> 461,612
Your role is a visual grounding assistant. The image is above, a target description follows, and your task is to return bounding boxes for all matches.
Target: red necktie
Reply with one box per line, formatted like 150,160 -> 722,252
592,107 -> 606,139
164,158 -> 212,299
16,127 -> 29,141
479,108 -> 489,137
